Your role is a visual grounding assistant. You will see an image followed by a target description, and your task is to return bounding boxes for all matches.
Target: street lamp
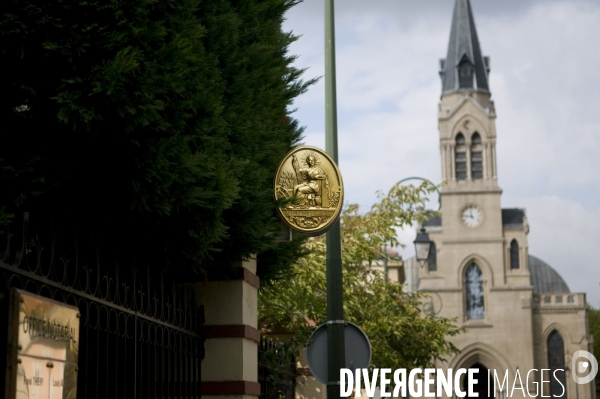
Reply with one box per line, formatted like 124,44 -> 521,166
413,227 -> 432,267
391,177 -> 438,268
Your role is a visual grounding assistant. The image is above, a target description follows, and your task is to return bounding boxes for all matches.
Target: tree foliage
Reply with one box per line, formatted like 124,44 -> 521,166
588,305 -> 600,387
259,183 -> 463,369
0,0 -> 312,280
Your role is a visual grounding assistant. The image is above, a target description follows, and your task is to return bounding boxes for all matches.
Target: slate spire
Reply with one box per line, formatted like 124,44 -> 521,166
440,0 -> 490,93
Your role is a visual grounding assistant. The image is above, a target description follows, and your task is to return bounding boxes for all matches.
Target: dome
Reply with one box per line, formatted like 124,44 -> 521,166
529,255 -> 570,293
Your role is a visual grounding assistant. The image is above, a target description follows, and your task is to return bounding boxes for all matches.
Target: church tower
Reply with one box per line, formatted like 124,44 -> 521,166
417,1 -> 536,396
423,0 -> 532,296
437,0 -> 504,243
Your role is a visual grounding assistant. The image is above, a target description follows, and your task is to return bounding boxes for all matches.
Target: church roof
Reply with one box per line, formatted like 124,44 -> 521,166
501,208 -> 525,226
529,255 -> 570,293
440,0 -> 490,93
423,213 -> 442,227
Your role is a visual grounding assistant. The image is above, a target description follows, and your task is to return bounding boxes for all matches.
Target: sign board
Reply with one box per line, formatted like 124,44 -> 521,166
306,321 -> 371,384
5,289 -> 80,399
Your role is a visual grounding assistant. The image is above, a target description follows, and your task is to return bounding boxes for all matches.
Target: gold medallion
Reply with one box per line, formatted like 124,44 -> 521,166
274,146 -> 343,236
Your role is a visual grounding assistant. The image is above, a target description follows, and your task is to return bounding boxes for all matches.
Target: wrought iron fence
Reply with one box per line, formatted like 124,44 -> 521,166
0,213 -> 204,398
258,336 -> 296,399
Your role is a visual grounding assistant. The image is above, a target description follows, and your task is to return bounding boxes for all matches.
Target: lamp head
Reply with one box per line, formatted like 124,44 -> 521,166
413,227 -> 431,267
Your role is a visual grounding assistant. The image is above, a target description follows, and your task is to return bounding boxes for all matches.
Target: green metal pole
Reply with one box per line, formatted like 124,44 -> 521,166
325,1 -> 345,398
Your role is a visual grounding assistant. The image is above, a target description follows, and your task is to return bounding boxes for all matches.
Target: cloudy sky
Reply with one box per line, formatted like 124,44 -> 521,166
282,0 -> 600,307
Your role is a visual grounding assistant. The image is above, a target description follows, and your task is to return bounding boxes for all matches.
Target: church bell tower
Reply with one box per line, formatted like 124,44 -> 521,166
420,0 -> 534,380
424,0 -> 531,297
435,0 -> 505,246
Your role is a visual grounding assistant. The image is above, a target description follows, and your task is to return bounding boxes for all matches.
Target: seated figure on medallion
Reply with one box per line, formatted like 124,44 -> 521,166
291,153 -> 329,208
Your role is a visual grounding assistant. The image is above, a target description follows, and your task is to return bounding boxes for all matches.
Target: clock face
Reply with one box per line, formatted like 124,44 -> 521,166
461,206 -> 483,227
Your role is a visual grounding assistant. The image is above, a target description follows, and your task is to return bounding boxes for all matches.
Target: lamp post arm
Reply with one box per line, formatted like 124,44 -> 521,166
394,177 -> 441,211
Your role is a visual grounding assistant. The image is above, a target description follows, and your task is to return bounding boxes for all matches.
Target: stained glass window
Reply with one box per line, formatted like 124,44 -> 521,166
547,331 -> 567,399
465,263 -> 485,319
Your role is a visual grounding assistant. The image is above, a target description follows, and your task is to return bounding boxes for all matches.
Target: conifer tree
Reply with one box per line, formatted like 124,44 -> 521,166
0,0 -> 312,280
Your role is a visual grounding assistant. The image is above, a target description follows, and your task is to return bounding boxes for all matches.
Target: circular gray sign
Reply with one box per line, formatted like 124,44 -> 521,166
306,321 -> 372,384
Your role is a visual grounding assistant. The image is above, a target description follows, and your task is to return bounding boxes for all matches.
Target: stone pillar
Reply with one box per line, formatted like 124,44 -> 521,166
199,258 -> 261,399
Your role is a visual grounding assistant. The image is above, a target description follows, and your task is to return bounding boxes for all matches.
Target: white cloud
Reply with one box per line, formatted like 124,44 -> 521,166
486,2 -> 600,197
521,196 -> 600,308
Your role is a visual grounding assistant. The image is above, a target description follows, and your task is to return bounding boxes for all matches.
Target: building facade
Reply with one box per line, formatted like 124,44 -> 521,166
405,1 -> 596,398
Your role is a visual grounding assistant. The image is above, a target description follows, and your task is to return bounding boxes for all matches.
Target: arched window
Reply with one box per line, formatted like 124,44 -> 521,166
428,242 -> 437,272
458,58 -> 474,88
465,263 -> 484,319
471,132 -> 483,179
455,133 -> 467,180
547,331 -> 567,399
510,239 -> 519,269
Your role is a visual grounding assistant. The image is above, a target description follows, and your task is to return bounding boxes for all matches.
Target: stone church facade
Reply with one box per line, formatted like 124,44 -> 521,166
405,1 -> 596,399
